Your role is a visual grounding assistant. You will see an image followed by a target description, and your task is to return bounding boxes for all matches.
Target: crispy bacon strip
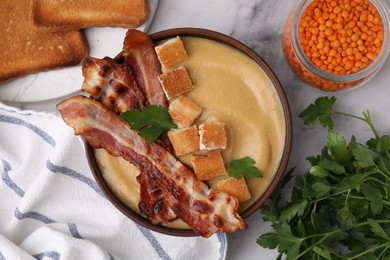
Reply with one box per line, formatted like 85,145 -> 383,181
122,29 -> 173,167
82,56 -> 146,113
123,29 -> 168,107
81,56 -> 176,224
57,96 -> 247,237
136,173 -> 177,224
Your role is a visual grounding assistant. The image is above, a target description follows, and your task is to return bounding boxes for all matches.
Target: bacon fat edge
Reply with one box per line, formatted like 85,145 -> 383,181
57,96 -> 247,237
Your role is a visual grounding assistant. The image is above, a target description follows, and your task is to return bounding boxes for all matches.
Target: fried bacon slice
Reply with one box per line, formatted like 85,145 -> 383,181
82,56 -> 146,114
122,29 -> 173,154
137,173 -> 177,225
81,56 -> 176,225
123,29 -> 168,107
57,96 -> 247,237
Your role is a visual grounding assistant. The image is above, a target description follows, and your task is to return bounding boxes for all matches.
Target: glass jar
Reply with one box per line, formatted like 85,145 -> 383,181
283,0 -> 390,91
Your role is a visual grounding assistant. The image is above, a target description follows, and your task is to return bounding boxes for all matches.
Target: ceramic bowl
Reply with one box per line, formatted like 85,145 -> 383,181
85,28 -> 292,236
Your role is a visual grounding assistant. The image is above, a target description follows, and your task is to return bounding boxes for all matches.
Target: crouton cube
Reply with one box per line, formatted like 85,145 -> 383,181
191,151 -> 226,181
155,36 -> 189,68
199,122 -> 227,150
169,96 -> 203,127
158,66 -> 194,99
217,177 -> 251,202
167,125 -> 199,156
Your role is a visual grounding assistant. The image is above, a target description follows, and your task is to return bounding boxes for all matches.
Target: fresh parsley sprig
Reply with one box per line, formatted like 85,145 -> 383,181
228,156 -> 262,179
258,96 -> 390,260
299,96 -> 380,137
121,105 -> 177,143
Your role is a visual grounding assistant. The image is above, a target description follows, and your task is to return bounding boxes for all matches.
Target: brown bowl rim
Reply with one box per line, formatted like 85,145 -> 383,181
85,28 -> 292,237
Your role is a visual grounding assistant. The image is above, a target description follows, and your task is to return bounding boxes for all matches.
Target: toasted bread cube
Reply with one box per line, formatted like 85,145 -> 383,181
191,151 -> 226,181
158,67 -> 194,99
217,177 -> 251,202
155,36 -> 189,68
169,96 -> 203,127
167,126 -> 199,156
199,122 -> 227,150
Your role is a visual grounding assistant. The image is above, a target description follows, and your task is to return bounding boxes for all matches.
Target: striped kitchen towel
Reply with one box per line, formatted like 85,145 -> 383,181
0,102 -> 227,260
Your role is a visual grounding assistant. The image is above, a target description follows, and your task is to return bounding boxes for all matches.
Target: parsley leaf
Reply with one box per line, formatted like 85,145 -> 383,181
257,223 -> 303,260
352,147 -> 375,168
377,135 -> 390,153
280,200 -> 308,223
299,96 -> 336,128
321,158 -> 345,174
312,246 -> 332,260
121,105 -> 177,143
309,165 -> 329,178
312,182 -> 331,198
327,130 -> 354,163
228,156 -> 262,179
362,183 -> 383,214
367,218 -> 390,241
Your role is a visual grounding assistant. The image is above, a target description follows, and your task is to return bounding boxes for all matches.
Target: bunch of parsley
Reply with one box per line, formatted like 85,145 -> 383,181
257,97 -> 390,259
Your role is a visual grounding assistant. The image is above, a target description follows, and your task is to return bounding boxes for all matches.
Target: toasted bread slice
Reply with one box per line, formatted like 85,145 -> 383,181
199,122 -> 228,150
31,0 -> 148,30
167,126 -> 200,156
0,0 -> 87,82
217,177 -> 251,202
156,36 -> 189,68
169,96 -> 203,127
191,151 -> 226,181
158,66 -> 194,99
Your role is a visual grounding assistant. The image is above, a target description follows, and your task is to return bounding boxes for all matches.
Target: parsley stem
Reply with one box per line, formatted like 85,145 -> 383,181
378,156 -> 390,176
333,110 -> 380,139
378,245 -> 390,259
313,189 -> 350,203
344,189 -> 351,205
326,173 -> 340,182
363,110 -> 380,138
343,193 -> 390,206
367,176 -> 390,188
348,242 -> 390,260
375,167 -> 390,182
296,231 -> 336,259
310,202 -> 317,232
333,111 -> 365,122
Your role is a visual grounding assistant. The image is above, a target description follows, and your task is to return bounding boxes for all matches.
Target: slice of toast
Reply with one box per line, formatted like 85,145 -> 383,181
31,0 -> 148,30
158,67 -> 194,99
191,151 -> 226,181
167,126 -> 200,156
168,96 -> 203,128
155,36 -> 189,68
217,177 -> 251,202
199,122 -> 227,150
0,0 -> 87,82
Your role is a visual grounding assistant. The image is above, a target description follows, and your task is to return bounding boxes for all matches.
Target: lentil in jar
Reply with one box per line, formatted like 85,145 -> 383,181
283,0 -> 388,91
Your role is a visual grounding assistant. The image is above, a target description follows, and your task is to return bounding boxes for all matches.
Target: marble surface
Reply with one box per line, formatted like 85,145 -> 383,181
3,0 -> 390,259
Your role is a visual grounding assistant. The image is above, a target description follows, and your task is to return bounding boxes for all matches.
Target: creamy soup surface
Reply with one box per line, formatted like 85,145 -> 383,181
94,36 -> 286,229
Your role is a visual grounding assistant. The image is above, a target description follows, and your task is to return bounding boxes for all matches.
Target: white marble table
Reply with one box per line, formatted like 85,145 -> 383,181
3,0 -> 390,259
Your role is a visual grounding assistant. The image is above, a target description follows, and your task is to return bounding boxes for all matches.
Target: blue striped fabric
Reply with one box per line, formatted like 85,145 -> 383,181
32,251 -> 61,260
0,115 -> 55,147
